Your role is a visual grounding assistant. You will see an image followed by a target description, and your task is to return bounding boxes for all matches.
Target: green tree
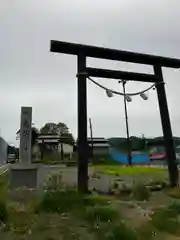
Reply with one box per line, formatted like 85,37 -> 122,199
40,122 -> 57,134
31,127 -> 39,147
40,122 -> 75,146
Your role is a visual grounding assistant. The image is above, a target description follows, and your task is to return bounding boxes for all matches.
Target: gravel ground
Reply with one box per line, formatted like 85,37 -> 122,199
37,164 -> 168,193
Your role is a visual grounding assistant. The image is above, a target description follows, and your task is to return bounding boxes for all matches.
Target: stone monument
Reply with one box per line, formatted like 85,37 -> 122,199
10,107 -> 39,189
20,107 -> 32,165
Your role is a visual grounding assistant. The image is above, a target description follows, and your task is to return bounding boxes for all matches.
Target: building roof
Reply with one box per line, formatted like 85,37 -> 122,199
37,139 -> 59,143
75,137 -> 110,147
37,134 -> 72,145
38,135 -> 60,139
38,134 -> 69,140
87,137 -> 108,143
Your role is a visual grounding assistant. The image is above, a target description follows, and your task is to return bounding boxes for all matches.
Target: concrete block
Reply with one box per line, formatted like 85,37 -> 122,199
9,164 -> 38,189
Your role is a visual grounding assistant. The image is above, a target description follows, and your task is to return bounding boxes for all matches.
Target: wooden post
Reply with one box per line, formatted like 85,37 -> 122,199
154,64 -> 179,187
77,52 -> 88,193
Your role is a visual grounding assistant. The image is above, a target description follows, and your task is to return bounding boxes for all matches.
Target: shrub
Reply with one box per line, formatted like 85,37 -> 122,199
132,182 -> 150,201
0,200 -> 8,223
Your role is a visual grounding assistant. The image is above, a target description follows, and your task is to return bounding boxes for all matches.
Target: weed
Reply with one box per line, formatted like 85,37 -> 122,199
119,183 -> 132,196
44,173 -> 62,191
0,200 -> 8,223
9,187 -> 36,204
146,179 -> 168,188
151,207 -> 180,234
168,201 -> 180,214
136,222 -> 156,240
0,173 -> 8,202
166,187 -> 180,199
36,189 -> 84,213
112,181 -> 119,189
91,172 -> 101,179
8,208 -> 36,235
106,222 -> 137,240
83,195 -> 111,206
132,182 -> 150,201
84,206 -> 118,223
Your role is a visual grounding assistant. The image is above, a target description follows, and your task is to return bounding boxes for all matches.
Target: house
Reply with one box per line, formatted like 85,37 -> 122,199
33,133 -> 74,161
74,137 -> 110,156
88,137 -> 110,155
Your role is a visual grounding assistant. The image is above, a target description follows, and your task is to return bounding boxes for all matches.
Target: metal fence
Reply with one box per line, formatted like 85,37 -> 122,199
0,137 -> 7,165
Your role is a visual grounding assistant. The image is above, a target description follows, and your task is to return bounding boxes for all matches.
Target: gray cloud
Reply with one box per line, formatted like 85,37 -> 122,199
1,0 -> 180,145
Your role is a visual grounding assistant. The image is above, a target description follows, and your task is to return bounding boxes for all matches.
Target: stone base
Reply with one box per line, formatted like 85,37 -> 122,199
9,164 -> 38,189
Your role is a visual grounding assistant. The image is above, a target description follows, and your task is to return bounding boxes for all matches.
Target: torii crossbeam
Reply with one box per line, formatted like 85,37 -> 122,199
50,40 -> 180,192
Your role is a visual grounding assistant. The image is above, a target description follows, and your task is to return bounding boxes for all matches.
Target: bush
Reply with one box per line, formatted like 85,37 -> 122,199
0,200 -> 8,223
132,182 -> 150,201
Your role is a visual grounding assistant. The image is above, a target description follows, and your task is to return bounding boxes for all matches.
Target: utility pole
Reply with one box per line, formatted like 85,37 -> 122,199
120,80 -> 132,166
89,118 -> 94,159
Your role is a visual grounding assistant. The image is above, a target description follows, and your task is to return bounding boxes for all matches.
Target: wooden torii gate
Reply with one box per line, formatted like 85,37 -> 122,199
50,40 -> 180,192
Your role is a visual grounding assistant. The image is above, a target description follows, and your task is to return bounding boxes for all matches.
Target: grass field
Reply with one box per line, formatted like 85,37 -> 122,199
96,165 -> 166,176
1,166 -> 180,239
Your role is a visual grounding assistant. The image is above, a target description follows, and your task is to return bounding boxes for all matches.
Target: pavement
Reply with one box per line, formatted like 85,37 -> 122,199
0,163 -> 174,192
37,164 -> 112,192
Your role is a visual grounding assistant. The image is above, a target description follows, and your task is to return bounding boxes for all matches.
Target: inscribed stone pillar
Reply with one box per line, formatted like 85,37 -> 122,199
10,106 -> 39,189
20,107 -> 32,165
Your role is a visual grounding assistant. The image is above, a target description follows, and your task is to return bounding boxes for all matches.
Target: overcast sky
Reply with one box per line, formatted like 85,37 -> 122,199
1,0 -> 180,146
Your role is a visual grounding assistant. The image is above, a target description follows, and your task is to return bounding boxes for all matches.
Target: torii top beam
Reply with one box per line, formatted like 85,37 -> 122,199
50,40 -> 180,68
